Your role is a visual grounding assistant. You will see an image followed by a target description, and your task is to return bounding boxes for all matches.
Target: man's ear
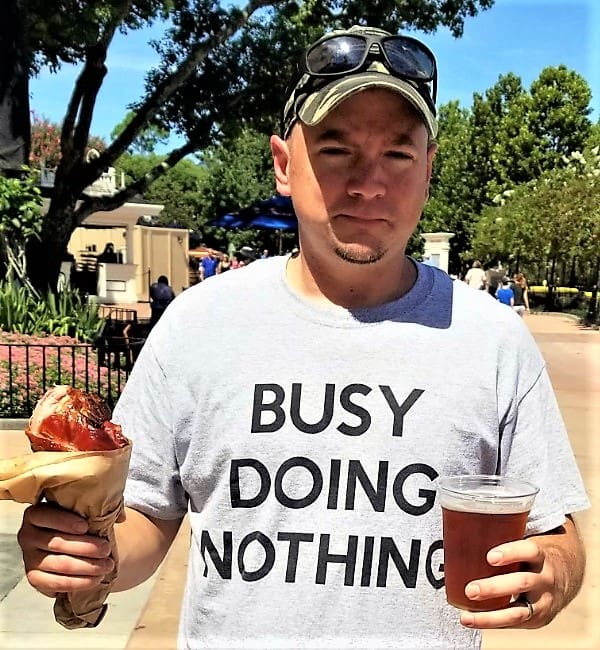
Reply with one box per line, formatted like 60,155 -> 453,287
270,134 -> 291,196
424,141 -> 438,199
426,141 -> 438,184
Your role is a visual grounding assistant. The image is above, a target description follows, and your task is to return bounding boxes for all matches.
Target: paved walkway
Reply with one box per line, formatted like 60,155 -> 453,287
0,312 -> 597,649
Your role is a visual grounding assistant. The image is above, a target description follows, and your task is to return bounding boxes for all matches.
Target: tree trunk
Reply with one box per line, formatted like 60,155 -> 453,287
545,257 -> 557,311
27,189 -> 80,293
22,2 -> 263,294
585,257 -> 600,326
0,0 -> 31,176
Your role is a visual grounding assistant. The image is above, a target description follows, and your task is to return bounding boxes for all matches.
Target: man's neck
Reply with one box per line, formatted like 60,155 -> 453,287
286,252 -> 417,309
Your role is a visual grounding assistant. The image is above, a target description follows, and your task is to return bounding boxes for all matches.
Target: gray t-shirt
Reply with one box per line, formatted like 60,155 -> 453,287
114,256 -> 589,649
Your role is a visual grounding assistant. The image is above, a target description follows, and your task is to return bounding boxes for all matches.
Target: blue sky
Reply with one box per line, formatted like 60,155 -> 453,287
29,0 -> 599,151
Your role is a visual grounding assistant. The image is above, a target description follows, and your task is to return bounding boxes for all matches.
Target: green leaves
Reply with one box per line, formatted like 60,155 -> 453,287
0,280 -> 104,342
425,64 -> 596,275
470,142 -> 600,276
0,170 -> 43,243
197,128 -> 275,220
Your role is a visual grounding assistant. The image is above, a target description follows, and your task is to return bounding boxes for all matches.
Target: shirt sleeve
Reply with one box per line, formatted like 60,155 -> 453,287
113,338 -> 188,519
500,355 -> 590,535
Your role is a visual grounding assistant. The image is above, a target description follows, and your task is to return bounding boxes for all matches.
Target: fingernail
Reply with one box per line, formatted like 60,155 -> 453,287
488,550 -> 503,565
465,584 -> 480,598
462,614 -> 475,627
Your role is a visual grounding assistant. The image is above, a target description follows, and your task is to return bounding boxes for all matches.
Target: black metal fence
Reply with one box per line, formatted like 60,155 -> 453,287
0,338 -> 145,418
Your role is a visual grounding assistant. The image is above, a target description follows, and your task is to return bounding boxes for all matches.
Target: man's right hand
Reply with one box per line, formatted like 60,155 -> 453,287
17,503 -> 114,598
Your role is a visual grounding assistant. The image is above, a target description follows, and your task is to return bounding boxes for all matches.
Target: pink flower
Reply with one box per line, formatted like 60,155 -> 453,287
1,329 -> 129,416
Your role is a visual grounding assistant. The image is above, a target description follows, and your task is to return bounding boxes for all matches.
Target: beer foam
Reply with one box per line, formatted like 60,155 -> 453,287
437,476 -> 538,514
439,491 -> 532,514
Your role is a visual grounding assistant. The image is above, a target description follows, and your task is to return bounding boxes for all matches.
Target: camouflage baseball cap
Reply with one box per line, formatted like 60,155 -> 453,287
281,25 -> 438,139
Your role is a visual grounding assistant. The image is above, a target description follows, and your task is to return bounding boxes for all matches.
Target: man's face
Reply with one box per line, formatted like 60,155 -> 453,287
271,88 -> 437,266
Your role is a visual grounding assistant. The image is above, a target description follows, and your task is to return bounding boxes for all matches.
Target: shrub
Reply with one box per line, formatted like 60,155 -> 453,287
0,281 -> 104,342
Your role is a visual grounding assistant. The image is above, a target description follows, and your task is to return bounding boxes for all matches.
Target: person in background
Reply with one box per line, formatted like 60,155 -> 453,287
18,24 -> 588,650
218,254 -> 232,273
97,242 -> 119,264
199,251 -> 219,280
148,275 -> 175,328
496,277 -> 514,307
511,272 -> 530,317
238,246 -> 257,264
485,261 -> 505,296
464,260 -> 487,290
260,249 -> 270,259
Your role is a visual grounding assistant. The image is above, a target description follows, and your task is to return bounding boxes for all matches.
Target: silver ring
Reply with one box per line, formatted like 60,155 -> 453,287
520,596 -> 534,621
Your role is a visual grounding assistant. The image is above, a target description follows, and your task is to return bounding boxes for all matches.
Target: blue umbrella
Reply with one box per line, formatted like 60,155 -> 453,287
210,195 -> 297,231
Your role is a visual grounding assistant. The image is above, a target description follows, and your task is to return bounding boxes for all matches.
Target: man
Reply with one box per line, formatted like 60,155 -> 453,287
199,250 -> 219,280
464,260 -> 486,289
485,261 -> 505,296
18,25 -> 588,649
496,277 -> 515,307
149,274 -> 176,327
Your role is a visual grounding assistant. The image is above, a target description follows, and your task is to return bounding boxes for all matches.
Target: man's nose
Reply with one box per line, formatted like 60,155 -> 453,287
346,159 -> 386,200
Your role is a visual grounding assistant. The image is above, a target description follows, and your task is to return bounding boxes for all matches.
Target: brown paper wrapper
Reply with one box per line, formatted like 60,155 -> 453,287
0,442 -> 131,629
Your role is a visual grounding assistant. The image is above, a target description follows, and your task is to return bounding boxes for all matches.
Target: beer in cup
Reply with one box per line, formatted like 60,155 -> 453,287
437,474 -> 539,611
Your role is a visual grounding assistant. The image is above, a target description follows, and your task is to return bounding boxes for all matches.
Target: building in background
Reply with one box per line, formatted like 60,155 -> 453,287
41,162 -> 190,304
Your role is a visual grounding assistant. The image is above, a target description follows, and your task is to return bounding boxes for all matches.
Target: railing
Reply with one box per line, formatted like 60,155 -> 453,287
98,306 -> 138,322
0,338 -> 145,419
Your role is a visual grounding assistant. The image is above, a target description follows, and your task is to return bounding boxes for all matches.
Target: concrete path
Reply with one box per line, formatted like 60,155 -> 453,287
0,312 -> 597,649
483,313 -> 600,650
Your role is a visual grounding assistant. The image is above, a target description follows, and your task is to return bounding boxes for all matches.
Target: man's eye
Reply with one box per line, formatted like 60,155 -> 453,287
387,151 -> 412,160
320,147 -> 348,155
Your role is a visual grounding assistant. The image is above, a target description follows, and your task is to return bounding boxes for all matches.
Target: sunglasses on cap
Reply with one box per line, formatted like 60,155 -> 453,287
302,32 -> 437,108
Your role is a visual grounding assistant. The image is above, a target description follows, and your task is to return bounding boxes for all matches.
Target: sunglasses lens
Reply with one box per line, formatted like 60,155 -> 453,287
383,38 -> 435,80
306,35 -> 366,74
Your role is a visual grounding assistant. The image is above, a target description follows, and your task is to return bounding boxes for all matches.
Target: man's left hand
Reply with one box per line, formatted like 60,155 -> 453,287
458,516 -> 584,630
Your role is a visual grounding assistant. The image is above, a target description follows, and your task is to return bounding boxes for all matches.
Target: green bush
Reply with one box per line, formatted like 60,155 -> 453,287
0,281 -> 104,342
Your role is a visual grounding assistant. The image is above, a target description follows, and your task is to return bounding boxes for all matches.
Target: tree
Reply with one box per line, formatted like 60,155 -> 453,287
428,66 -> 595,272
29,112 -> 62,169
467,73 -> 528,211
25,0 -> 264,290
0,1 -> 30,175
145,157 -> 207,228
110,111 -> 169,155
0,0 -> 496,292
116,151 -> 207,229
194,127 -> 285,252
470,145 -> 600,286
0,171 -> 43,296
197,128 -> 275,221
466,68 -> 592,208
30,112 -> 106,169
422,101 -> 473,273
528,66 -> 593,166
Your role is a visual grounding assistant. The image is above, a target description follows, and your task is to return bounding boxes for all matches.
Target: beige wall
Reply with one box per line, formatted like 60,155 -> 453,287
134,226 -> 189,301
68,227 -> 127,264
68,223 -> 189,302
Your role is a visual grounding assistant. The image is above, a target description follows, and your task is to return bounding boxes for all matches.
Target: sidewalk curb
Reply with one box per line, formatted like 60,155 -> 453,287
0,419 -> 27,430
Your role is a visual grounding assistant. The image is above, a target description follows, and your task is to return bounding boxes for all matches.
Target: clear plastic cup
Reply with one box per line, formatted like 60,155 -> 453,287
437,474 -> 539,611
